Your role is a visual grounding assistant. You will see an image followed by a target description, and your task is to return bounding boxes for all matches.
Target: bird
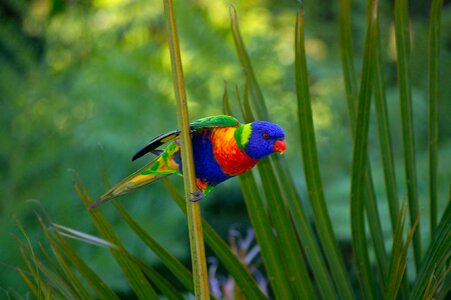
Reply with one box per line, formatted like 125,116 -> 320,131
90,115 -> 286,208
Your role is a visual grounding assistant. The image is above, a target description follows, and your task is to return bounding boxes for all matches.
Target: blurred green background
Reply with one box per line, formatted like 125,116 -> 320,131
1,0 -> 450,296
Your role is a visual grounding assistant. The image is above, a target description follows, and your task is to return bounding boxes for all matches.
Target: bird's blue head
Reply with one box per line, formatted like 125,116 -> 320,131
237,121 -> 286,160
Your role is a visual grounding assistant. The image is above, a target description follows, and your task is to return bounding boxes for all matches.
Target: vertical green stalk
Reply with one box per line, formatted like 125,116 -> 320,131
272,156 -> 337,300
163,1 -> 209,298
409,202 -> 450,300
350,0 -> 378,299
295,10 -> 354,300
394,0 -> 422,271
427,0 -> 443,236
163,178 -> 267,300
339,0 -> 387,286
339,0 -> 358,126
257,159 -> 316,299
229,7 -> 269,120
239,172 -> 295,299
76,180 -> 159,299
384,202 -> 417,299
373,22 -> 400,232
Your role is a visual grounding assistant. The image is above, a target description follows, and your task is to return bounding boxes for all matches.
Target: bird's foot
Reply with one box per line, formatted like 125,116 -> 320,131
190,189 -> 204,202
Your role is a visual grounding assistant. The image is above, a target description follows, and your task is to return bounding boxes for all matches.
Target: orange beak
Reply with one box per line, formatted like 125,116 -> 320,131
273,139 -> 286,154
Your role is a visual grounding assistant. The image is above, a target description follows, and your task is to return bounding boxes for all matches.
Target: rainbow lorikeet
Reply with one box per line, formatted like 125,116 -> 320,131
90,115 -> 285,208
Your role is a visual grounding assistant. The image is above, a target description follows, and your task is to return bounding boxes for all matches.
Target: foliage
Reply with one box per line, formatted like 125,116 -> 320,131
1,0 -> 450,299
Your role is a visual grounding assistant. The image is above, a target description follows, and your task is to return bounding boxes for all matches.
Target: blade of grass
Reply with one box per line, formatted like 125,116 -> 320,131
295,9 -> 354,300
394,0 -> 422,271
16,220 -> 44,298
229,6 -> 268,120
20,244 -> 76,300
163,1 -> 209,298
49,232 -> 121,300
339,0 -> 358,128
423,265 -> 450,300
17,268 -> 38,298
112,200 -> 194,292
239,171 -> 295,299
234,67 -> 315,297
256,158 -> 316,298
339,0 -> 388,287
48,244 -> 92,300
16,244 -> 47,298
163,179 -> 267,300
373,17 -> 400,232
224,32 -> 298,296
409,202 -> 450,300
34,238 -> 84,299
241,82 -> 298,299
74,177 -> 159,300
349,0 -> 378,299
37,242 -> 80,298
132,258 -> 185,300
51,219 -> 185,300
384,202 -> 417,299
228,12 -> 336,297
427,0 -> 443,235
271,155 -> 337,300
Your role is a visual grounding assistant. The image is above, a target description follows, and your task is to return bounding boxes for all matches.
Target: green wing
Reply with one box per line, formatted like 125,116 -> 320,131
132,115 -> 240,161
190,115 -> 240,130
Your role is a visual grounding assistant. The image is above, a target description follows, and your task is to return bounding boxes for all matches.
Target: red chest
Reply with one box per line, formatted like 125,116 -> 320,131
210,128 -> 258,176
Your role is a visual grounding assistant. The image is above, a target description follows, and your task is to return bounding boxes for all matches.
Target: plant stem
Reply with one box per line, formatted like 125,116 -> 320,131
163,1 -> 209,298
394,0 -> 422,271
428,0 -> 443,236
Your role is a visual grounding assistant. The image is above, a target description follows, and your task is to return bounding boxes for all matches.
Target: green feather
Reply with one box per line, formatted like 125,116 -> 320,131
234,124 -> 252,149
190,115 -> 240,129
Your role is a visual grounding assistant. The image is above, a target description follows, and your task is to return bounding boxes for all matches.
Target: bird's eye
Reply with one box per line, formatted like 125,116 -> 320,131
262,132 -> 270,140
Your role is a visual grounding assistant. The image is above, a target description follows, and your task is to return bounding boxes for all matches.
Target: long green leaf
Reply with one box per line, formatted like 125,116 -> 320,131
384,202 -> 417,299
350,0 -> 378,299
52,220 -> 185,300
229,9 -> 344,299
427,0 -> 443,235
75,177 -> 159,300
374,34 -> 409,298
35,217 -> 91,299
373,3 -> 410,298
240,83 -> 297,298
338,0 -> 358,127
295,9 -> 354,300
229,6 -> 268,120
339,0 -> 387,287
241,67 -> 315,297
409,202 -> 450,300
17,241 -> 56,299
373,15 -> 400,232
163,179 -> 267,300
19,242 -> 76,300
16,220 -> 45,298
227,81 -> 328,298
113,200 -> 194,293
48,244 -> 93,300
132,258 -> 185,300
17,267 -> 39,298
394,0 -> 422,271
50,232 -> 121,300
257,159 -> 316,298
271,155 -> 337,300
239,172 -> 294,299
229,8 -> 303,299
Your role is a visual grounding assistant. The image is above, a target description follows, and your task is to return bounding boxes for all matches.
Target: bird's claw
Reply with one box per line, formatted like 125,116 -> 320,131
190,189 -> 204,202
